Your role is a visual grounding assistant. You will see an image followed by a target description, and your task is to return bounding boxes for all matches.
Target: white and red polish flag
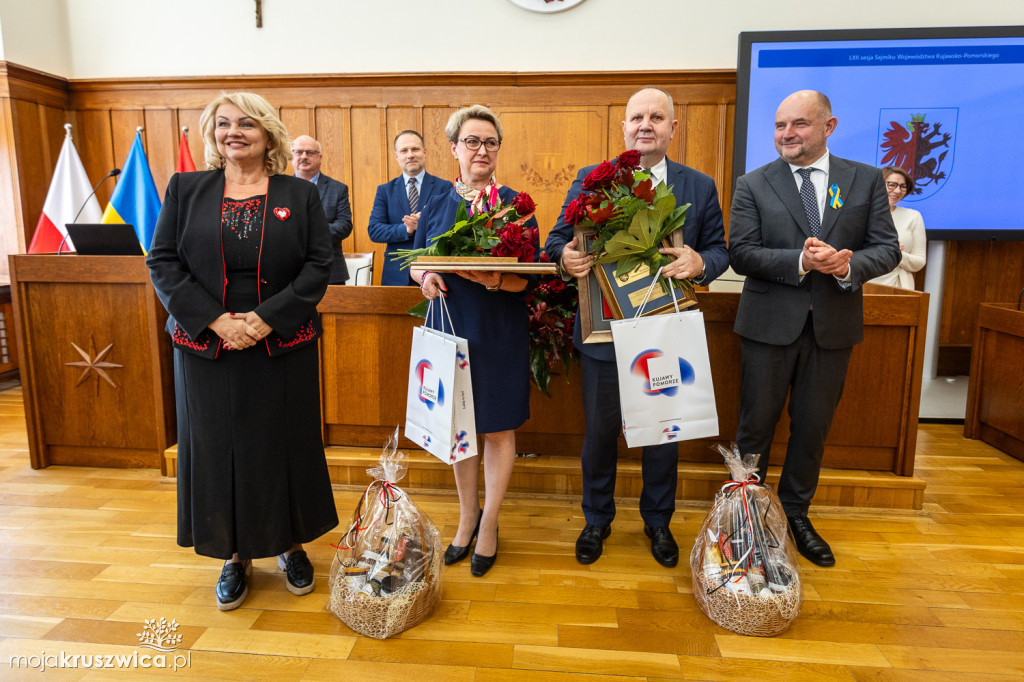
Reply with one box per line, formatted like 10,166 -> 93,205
27,125 -> 102,253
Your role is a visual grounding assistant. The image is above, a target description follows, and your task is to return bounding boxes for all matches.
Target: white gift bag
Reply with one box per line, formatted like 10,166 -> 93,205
610,270 -> 719,447
404,296 -> 478,464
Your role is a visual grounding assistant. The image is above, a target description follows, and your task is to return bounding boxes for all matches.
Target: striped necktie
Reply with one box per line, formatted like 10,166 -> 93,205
407,177 -> 419,213
797,168 -> 820,238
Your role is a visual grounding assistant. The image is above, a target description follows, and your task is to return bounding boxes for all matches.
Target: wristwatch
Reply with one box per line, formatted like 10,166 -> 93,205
486,273 -> 505,291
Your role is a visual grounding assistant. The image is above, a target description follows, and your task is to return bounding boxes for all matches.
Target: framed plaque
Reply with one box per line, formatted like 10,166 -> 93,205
574,228 -> 615,344
593,260 -> 697,319
414,256 -> 558,274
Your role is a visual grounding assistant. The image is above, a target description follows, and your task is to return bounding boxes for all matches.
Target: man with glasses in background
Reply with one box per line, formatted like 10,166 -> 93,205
292,135 -> 353,284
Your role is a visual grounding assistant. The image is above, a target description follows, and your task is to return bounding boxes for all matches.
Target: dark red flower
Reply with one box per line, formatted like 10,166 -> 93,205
632,178 -> 656,202
564,195 -> 588,226
617,149 -> 643,168
581,160 -> 616,191
511,192 -> 536,216
613,165 -> 635,188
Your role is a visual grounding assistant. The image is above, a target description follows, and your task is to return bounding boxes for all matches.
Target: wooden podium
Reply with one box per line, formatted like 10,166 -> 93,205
9,255 -> 175,471
965,303 -> 1024,461
316,283 -> 928,477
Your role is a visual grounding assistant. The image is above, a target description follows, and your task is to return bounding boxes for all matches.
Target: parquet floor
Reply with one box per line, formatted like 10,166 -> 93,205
0,385 -> 1022,680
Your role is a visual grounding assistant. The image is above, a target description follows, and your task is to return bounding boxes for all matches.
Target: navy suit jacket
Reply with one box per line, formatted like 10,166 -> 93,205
545,158 -> 729,362
368,172 -> 452,285
312,173 -> 353,284
147,170 -> 333,358
729,155 -> 901,349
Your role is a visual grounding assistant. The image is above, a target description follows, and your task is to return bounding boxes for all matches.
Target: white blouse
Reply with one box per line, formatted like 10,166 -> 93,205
869,205 -> 926,289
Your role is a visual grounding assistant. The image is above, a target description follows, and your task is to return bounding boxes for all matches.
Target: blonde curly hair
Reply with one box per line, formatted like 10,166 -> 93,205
199,92 -> 290,175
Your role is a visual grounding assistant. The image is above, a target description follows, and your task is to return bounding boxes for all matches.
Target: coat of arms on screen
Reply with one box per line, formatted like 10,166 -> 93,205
877,108 -> 958,201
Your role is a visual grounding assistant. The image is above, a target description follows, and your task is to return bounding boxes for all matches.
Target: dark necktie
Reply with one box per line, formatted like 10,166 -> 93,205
797,168 -> 820,238
407,177 -> 419,213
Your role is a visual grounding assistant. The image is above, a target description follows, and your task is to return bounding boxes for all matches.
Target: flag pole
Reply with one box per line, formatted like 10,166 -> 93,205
64,123 -> 72,138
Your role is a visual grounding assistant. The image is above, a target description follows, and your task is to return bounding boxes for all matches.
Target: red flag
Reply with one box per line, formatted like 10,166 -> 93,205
28,126 -> 102,253
176,130 -> 196,173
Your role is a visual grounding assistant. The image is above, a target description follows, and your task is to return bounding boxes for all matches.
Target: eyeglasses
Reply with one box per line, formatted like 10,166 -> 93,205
459,137 -> 501,152
291,149 -> 321,157
885,181 -> 908,192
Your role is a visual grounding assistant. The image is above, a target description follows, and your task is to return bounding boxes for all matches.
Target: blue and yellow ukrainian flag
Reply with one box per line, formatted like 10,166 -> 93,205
101,130 -> 161,251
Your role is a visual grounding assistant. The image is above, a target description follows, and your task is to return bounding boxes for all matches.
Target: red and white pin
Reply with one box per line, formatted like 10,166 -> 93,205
273,206 -> 291,221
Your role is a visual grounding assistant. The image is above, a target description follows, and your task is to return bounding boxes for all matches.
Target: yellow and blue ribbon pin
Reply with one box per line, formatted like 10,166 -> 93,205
829,184 -> 843,209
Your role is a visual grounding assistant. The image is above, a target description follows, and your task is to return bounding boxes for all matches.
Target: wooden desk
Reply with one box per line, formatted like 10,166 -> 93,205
9,255 -> 175,471
965,303 -> 1024,461
318,283 -> 928,477
0,284 -> 17,375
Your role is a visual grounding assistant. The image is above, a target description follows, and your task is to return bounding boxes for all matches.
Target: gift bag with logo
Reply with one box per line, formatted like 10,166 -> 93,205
404,295 -> 478,464
610,271 -> 718,447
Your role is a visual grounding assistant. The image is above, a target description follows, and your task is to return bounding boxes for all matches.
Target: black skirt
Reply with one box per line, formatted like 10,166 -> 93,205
174,342 -> 339,560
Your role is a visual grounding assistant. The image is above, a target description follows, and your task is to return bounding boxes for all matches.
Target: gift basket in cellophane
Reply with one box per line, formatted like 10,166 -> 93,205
327,428 -> 444,639
690,444 -> 802,637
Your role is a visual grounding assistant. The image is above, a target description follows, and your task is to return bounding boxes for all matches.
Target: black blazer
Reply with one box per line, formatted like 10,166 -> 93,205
315,172 -> 353,284
729,155 -> 901,349
147,170 -> 333,358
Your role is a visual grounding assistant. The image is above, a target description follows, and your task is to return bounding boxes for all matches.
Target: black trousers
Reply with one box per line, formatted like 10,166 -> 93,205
735,316 -> 852,516
580,353 -> 679,527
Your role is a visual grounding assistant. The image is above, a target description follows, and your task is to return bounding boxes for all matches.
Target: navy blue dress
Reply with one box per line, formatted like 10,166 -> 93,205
414,186 -> 539,434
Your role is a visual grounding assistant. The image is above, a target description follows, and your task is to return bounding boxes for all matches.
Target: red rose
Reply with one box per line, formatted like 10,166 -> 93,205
617,150 -> 643,168
511,192 -> 536,216
564,195 -> 588,225
581,160 -> 616,191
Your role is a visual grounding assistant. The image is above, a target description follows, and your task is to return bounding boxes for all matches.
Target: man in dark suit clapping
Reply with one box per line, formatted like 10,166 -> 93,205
729,90 -> 900,567
368,130 -> 452,285
292,135 -> 352,284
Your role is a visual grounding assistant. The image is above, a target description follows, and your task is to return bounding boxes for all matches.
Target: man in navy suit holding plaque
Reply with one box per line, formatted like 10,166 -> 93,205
368,130 -> 452,285
730,90 -> 900,567
545,87 -> 729,568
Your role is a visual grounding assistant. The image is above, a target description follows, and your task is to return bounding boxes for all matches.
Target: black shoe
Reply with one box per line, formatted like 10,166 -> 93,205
788,514 -> 836,567
215,559 -> 251,611
277,550 -> 315,595
444,509 -> 482,565
575,524 -> 610,565
644,525 -> 679,568
470,526 -> 499,577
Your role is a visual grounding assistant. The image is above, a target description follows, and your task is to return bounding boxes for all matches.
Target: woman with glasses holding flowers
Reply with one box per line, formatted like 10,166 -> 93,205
411,105 -> 539,577
868,166 -> 927,289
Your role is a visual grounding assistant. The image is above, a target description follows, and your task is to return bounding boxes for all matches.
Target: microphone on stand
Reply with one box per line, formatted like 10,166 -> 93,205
57,168 -> 121,254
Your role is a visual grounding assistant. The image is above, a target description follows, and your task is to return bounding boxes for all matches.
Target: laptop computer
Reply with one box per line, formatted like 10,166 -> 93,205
65,224 -> 144,256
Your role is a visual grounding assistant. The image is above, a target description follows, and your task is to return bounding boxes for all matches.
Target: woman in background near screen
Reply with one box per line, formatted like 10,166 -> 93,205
147,92 -> 338,610
869,166 -> 926,289
410,105 -> 539,577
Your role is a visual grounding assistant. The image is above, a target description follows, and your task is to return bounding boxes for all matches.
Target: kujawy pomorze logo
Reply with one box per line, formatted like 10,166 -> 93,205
8,618 -> 191,672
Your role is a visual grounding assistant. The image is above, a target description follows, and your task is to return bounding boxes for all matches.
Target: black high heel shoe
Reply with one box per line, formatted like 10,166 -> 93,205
470,527 -> 498,577
443,510 -> 482,565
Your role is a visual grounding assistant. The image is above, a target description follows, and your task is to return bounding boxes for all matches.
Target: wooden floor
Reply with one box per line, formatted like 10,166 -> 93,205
1,386 -> 1022,680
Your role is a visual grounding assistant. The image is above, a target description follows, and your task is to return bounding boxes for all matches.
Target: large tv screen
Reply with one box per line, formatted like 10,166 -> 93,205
735,26 -> 1024,240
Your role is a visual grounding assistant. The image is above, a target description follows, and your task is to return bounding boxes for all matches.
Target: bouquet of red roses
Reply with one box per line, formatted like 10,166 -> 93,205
563,150 -> 692,291
526,256 -> 579,395
395,189 -> 538,269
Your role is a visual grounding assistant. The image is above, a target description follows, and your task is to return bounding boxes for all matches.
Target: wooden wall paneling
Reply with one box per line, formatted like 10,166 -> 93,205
279,106 -> 312,176
606,104 -> 626,159
384,106 -> 419,180
110,110 -> 145,180
0,98 -> 26,274
42,104 -> 70,167
682,103 -> 723,182
497,106 -> 606,239
721,102 -> 735,235
348,106 -> 386,283
11,99 -> 48,252
75,109 -> 114,206
142,108 -> 175,197
313,106 -> 356,265
422,105 -> 458,184
941,241 -> 1024,348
